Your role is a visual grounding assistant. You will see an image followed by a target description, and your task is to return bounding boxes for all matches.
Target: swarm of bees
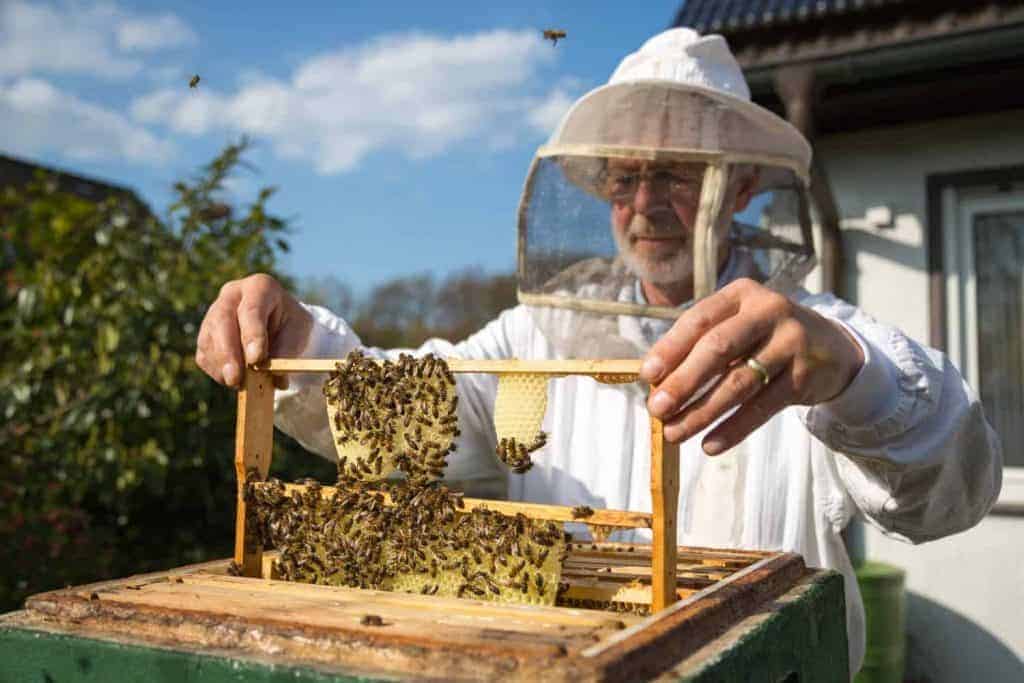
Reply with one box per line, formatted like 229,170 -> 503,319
324,351 -> 459,485
242,352 -> 577,606
244,472 -> 568,606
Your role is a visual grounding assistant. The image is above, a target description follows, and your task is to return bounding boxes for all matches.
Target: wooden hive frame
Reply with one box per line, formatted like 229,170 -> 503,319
234,358 -> 687,611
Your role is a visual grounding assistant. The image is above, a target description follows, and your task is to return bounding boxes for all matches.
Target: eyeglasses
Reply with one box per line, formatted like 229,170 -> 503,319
599,165 -> 704,204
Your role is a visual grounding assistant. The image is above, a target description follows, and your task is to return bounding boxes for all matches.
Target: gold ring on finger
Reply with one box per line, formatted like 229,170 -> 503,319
745,357 -> 771,386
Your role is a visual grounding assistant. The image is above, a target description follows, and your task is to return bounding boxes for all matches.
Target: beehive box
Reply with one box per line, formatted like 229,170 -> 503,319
14,547 -> 828,682
3,359 -> 849,682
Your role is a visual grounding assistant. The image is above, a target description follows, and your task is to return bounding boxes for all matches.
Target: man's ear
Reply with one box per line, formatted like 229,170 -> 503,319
730,167 -> 761,213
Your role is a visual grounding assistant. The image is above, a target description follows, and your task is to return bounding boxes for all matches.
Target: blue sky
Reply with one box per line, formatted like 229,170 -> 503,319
1,1 -> 681,294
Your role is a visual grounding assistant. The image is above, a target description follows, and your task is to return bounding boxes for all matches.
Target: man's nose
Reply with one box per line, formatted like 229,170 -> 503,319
632,178 -> 668,214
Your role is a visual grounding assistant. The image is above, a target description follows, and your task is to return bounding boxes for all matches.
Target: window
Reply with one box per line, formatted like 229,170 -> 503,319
939,172 -> 1024,510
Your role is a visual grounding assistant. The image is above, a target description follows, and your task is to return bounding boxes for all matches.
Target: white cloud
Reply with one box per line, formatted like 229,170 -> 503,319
527,87 -> 576,136
130,29 -> 581,174
0,1 -> 195,79
117,14 -> 196,52
0,77 -> 176,164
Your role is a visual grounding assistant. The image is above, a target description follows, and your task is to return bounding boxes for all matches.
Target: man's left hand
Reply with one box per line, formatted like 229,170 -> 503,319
640,278 -> 865,453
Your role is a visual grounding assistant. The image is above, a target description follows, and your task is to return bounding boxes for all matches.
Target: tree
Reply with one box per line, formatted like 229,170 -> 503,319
0,140 -> 330,611
346,268 -> 516,349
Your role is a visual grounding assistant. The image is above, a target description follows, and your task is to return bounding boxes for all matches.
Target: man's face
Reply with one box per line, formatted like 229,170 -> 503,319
603,160 -> 756,287
604,160 -> 704,285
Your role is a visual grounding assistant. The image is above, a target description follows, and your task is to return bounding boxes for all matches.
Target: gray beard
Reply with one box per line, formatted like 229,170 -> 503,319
612,213 -> 694,285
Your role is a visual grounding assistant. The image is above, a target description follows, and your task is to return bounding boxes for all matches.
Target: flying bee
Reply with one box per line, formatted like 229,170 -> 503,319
189,74 -> 201,88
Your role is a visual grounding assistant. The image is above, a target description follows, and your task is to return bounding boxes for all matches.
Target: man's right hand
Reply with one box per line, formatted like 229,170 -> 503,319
195,274 -> 314,389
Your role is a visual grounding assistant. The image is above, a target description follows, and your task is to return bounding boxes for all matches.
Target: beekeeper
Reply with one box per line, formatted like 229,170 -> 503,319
194,29 -> 1002,675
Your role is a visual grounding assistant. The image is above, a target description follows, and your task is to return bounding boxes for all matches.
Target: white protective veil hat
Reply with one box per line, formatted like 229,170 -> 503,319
516,28 -> 817,360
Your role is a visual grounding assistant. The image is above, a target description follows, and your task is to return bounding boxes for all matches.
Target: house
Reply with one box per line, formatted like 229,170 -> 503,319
673,1 -> 1024,680
0,153 -> 149,210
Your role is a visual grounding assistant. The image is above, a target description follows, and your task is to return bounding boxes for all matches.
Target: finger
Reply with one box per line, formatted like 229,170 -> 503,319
196,320 -> 232,384
700,368 -> 796,455
194,347 -> 223,384
663,341 -> 784,443
648,310 -> 774,419
205,303 -> 244,387
237,288 -> 279,366
640,290 -> 739,384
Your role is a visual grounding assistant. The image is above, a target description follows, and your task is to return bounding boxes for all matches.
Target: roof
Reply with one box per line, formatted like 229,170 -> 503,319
0,153 -> 148,209
672,0 -> 1024,135
674,0 -> 913,34
673,0 -> 1024,74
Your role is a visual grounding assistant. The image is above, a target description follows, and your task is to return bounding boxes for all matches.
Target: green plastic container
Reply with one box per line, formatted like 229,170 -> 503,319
854,561 -> 906,683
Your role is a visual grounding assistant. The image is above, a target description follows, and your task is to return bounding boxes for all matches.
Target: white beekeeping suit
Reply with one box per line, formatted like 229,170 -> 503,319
272,29 -> 1002,678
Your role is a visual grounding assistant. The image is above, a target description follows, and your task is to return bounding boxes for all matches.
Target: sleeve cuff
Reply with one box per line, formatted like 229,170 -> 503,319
813,319 -> 900,427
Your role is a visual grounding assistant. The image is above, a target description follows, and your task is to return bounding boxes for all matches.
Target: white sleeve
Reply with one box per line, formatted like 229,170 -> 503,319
273,303 -> 527,496
797,291 -> 1003,543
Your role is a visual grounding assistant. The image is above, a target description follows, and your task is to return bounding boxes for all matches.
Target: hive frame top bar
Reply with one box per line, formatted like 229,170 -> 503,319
260,358 -> 644,377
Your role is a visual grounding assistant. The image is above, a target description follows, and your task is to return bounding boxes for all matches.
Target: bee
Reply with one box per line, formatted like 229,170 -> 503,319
509,559 -> 526,579
571,505 -> 594,520
542,29 -> 566,46
189,74 -> 201,88
360,614 -> 384,626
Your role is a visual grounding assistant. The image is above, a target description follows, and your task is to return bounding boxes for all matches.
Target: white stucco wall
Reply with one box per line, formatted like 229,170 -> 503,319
813,109 -> 1024,681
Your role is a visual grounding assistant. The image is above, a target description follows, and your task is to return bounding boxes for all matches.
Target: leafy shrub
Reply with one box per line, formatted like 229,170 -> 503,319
0,140 -> 330,610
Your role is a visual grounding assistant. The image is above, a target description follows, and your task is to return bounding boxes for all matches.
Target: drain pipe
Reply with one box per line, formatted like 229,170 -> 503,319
774,65 -> 844,296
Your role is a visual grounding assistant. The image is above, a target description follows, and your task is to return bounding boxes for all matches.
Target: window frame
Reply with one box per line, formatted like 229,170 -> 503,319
929,166 -> 1024,513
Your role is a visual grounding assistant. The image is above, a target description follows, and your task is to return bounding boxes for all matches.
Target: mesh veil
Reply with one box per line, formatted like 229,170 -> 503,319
516,82 -> 815,360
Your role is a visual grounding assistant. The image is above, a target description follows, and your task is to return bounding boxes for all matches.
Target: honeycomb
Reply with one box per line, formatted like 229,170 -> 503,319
247,477 -> 566,606
493,373 -> 560,473
324,351 -> 457,484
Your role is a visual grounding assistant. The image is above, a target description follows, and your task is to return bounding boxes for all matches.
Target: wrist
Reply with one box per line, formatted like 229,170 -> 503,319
831,318 -> 866,398
814,320 -> 897,426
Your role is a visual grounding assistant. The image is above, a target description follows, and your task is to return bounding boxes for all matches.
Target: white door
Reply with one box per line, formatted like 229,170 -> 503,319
944,187 -> 1024,507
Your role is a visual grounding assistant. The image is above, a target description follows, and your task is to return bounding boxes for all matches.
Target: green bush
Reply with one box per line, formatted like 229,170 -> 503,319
0,140 -> 331,611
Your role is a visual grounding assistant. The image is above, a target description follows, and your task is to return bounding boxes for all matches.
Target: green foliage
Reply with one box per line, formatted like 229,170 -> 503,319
0,140 -> 319,610
0,140 -> 513,613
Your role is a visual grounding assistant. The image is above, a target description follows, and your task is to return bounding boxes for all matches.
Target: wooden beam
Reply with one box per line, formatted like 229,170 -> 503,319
234,367 -> 275,577
266,483 -> 653,529
649,415 -> 680,613
262,358 -> 642,377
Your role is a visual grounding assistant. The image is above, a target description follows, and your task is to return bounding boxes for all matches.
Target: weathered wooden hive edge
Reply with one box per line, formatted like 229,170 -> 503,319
23,587 -> 575,682
19,551 -> 806,683
583,552 -> 809,682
